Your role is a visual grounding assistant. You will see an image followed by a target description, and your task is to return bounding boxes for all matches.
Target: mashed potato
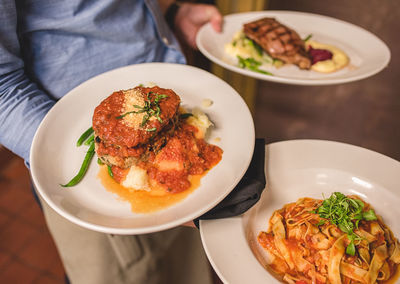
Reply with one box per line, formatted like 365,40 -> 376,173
121,108 -> 213,190
186,108 -> 213,139
121,165 -> 150,191
307,40 -> 349,73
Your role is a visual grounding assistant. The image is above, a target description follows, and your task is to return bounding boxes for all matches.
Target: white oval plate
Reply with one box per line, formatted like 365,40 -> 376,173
196,11 -> 391,85
30,63 -> 255,235
200,140 -> 400,283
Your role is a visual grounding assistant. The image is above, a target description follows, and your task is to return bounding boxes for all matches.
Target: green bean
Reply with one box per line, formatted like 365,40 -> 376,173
97,158 -> 104,165
76,127 -> 94,146
107,165 -> 114,179
84,133 -> 95,146
61,142 -> 95,187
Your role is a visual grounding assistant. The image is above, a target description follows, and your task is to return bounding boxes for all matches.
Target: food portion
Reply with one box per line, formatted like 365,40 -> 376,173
62,85 -> 222,212
225,17 -> 349,75
93,85 -> 222,198
243,17 -> 311,70
93,86 -> 181,169
257,193 -> 400,283
307,41 -> 349,73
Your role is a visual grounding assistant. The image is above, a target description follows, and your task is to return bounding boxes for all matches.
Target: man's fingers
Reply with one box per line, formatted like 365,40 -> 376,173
206,6 -> 223,32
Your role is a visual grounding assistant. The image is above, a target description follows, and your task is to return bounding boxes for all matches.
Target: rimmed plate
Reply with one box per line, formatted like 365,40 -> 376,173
30,63 -> 255,235
196,11 -> 391,85
200,140 -> 400,283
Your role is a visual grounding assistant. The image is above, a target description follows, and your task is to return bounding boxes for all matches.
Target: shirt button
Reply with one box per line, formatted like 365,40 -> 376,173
162,37 -> 169,45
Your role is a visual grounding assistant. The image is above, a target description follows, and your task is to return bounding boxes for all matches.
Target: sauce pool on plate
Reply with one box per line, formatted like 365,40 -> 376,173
98,165 -> 203,213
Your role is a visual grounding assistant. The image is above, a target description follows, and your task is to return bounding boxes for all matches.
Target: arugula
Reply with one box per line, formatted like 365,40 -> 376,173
314,192 -> 377,256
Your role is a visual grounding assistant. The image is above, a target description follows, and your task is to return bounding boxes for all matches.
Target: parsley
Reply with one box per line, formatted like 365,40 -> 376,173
315,192 -> 377,256
116,92 -> 168,128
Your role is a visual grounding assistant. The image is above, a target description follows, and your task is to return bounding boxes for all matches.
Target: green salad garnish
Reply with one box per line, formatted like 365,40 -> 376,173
313,192 -> 377,256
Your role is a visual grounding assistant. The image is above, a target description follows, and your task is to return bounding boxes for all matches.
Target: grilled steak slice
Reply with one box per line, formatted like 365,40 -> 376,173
243,17 -> 311,69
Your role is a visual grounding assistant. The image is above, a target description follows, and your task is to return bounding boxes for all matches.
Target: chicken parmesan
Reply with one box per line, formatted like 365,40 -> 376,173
92,85 -> 222,211
257,194 -> 400,284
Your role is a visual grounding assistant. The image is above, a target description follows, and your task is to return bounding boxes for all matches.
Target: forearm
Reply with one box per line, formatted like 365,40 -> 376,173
0,69 -> 55,163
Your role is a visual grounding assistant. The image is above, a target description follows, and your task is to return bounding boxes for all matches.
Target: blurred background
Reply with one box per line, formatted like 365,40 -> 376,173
0,0 -> 398,283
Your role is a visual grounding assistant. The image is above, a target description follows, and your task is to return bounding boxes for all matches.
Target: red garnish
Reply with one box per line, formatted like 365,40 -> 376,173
308,46 -> 333,65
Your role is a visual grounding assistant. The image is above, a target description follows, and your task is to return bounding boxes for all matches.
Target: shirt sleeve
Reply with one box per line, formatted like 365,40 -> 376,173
0,0 -> 56,163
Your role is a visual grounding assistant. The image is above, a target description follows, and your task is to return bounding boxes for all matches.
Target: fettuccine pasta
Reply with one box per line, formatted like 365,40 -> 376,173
258,196 -> 400,283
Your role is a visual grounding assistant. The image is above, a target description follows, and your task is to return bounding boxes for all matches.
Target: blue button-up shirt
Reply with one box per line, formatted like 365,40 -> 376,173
0,0 -> 185,163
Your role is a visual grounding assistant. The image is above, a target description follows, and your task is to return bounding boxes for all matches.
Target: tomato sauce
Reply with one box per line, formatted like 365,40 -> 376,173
92,86 -> 180,149
98,120 -> 222,212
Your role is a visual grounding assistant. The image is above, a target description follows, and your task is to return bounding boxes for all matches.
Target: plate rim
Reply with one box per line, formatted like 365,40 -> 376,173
200,139 -> 400,283
30,62 -> 255,235
196,10 -> 391,85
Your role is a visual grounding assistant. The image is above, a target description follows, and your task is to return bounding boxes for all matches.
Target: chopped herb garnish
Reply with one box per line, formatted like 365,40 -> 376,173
116,92 -> 168,128
237,55 -> 273,76
314,192 -> 377,256
303,34 -> 313,42
145,127 -> 157,132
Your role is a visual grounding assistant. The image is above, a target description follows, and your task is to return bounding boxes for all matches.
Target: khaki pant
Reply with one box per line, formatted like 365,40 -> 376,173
39,197 -> 213,284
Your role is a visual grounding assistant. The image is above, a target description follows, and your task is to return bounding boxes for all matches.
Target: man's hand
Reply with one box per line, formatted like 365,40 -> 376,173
174,3 -> 222,49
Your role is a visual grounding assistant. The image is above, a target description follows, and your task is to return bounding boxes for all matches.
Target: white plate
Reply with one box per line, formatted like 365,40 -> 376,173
200,140 -> 400,283
30,63 -> 255,235
196,11 -> 391,85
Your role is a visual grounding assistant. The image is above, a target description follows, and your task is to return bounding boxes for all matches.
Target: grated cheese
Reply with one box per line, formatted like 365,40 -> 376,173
121,88 -> 152,129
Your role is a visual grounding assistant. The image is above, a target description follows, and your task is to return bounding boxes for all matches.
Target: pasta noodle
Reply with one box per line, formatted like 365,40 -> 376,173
257,196 -> 400,283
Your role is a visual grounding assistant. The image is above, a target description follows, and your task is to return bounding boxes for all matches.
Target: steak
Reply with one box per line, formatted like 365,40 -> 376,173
243,17 -> 311,69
